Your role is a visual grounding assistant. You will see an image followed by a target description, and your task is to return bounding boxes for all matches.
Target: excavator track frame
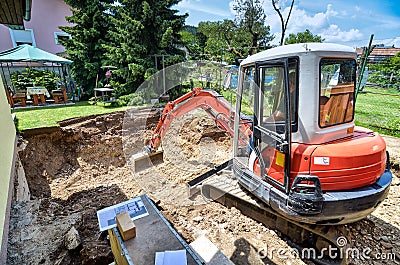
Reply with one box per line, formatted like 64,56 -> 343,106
189,164 -> 351,265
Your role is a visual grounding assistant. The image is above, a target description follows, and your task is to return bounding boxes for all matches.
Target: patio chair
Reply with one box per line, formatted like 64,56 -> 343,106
5,87 -> 26,108
51,85 -> 68,104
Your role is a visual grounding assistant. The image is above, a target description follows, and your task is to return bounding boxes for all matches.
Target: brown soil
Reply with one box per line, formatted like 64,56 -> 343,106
6,109 -> 400,265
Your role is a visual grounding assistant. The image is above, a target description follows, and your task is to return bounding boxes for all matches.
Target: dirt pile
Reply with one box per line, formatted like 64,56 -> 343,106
7,108 -> 400,265
157,109 -> 232,182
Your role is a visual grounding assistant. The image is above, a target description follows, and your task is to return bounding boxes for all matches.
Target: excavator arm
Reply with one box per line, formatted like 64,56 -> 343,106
133,88 -> 252,172
147,88 -> 239,151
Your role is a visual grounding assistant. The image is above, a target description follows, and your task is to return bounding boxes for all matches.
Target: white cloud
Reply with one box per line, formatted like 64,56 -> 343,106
226,1 -> 366,45
261,3 -> 363,44
326,4 -> 338,18
178,0 -> 231,17
321,25 -> 363,42
229,1 -> 236,16
373,37 -> 400,48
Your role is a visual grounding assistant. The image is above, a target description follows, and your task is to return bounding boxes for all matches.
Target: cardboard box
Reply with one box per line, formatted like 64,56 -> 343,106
116,212 -> 136,241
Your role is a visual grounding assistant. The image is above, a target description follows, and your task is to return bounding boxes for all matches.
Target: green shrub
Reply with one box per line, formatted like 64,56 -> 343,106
10,68 -> 60,92
128,94 -> 145,106
167,84 -> 192,100
117,93 -> 145,106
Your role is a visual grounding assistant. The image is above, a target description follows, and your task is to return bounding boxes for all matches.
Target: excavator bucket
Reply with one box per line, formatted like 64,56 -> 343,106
131,150 -> 164,173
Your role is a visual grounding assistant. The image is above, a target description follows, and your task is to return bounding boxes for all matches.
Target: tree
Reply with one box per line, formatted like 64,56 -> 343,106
271,0 -> 294,46
197,0 -> 274,63
197,20 -> 238,62
179,25 -> 205,60
232,0 -> 274,55
284,29 -> 324,44
369,52 -> 400,88
60,0 -> 113,95
103,0 -> 187,95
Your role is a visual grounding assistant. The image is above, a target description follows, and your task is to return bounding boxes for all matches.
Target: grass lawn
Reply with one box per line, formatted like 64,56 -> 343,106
12,101 -> 133,131
355,86 -> 400,137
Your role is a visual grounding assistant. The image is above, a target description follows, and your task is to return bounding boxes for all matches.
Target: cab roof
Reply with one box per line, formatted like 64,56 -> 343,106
241,43 -> 356,66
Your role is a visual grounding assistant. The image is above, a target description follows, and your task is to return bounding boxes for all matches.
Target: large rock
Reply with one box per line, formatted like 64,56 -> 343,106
64,226 -> 81,250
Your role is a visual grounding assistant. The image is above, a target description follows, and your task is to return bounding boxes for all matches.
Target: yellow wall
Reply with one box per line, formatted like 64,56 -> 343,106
0,77 -> 16,260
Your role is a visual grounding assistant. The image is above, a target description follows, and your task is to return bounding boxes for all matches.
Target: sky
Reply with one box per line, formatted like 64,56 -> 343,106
174,0 -> 400,48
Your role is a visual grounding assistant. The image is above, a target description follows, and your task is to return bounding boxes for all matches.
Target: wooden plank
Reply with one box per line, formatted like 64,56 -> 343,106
328,93 -> 350,124
14,0 -> 23,23
7,0 -> 17,25
0,0 -> 12,24
0,0 -> 24,26
0,4 -> 8,23
108,228 -> 132,265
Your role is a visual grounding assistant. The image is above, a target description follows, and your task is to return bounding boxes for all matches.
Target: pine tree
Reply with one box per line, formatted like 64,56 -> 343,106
103,0 -> 187,95
60,0 -> 113,95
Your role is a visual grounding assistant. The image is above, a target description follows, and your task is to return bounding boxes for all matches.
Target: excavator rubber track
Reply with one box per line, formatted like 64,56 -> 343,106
189,163 -> 351,265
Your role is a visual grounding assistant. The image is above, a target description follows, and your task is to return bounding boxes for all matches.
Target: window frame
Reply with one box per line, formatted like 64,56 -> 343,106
257,57 -> 299,133
9,28 -> 36,47
54,32 -> 71,45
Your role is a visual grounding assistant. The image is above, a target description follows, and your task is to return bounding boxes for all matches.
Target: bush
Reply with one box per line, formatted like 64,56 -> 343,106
117,93 -> 145,106
10,68 -> 60,92
167,84 -> 192,101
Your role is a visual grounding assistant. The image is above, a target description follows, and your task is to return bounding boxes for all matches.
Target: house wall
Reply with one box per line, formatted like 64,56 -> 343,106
0,0 -> 72,54
0,77 -> 17,265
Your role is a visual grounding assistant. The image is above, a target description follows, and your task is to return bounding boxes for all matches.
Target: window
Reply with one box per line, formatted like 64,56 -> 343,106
260,66 -> 285,122
54,32 -> 71,45
240,66 -> 256,116
319,58 -> 356,127
9,29 -> 36,47
234,65 -> 255,161
260,58 -> 298,127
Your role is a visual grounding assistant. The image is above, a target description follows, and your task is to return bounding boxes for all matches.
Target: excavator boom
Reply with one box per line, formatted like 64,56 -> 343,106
132,88 -> 251,172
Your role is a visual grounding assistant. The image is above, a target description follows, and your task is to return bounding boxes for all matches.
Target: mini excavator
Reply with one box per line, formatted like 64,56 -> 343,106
133,43 -> 392,226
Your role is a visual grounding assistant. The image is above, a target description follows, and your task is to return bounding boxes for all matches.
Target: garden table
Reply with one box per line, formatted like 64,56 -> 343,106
26,87 -> 50,105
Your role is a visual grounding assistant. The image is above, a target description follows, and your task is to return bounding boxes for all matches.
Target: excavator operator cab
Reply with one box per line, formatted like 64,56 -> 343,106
232,43 -> 392,224
234,55 -> 300,194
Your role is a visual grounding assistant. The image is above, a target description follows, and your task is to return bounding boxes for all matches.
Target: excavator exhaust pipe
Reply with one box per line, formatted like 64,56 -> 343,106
131,150 -> 164,173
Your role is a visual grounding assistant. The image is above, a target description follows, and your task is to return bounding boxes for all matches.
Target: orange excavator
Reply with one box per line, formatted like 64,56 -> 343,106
133,43 -> 392,227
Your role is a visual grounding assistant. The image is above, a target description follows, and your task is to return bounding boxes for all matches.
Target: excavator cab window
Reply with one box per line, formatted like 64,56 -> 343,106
240,66 -> 256,116
233,65 -> 256,164
319,58 -> 356,127
260,58 -> 298,133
